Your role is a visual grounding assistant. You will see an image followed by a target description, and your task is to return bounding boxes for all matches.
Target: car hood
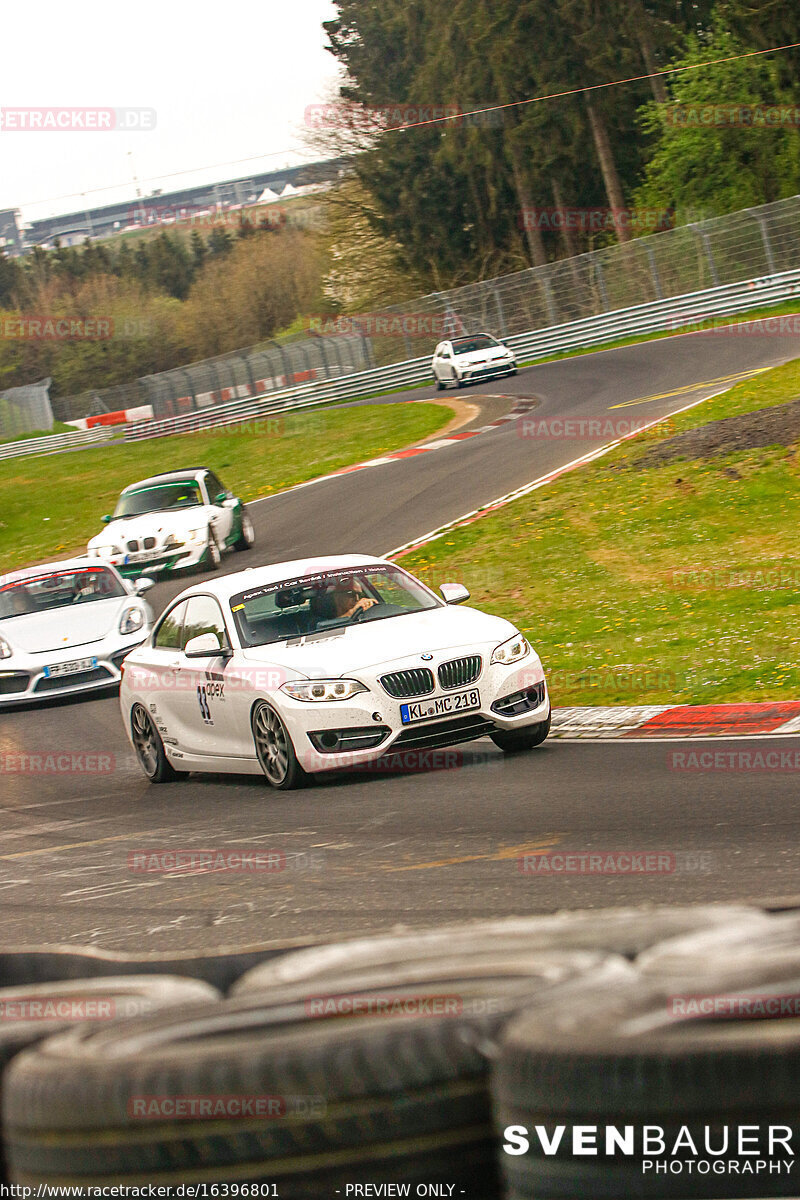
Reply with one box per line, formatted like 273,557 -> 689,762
0,597 -> 129,654
239,605 -> 518,678
88,508 -> 211,547
454,347 -> 511,365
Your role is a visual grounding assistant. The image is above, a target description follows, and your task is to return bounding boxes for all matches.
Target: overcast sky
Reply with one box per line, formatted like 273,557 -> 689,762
1,0 -> 343,222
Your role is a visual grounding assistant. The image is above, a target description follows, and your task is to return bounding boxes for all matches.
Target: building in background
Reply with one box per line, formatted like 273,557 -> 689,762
0,209 -> 22,255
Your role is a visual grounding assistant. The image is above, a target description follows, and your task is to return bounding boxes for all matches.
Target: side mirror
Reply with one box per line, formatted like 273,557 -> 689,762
184,632 -> 228,658
134,577 -> 155,595
440,582 -> 470,605
102,514 -> 112,524
215,491 -> 228,504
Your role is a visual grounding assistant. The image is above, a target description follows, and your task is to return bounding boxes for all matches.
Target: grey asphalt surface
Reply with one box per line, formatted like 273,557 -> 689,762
3,327 -> 800,952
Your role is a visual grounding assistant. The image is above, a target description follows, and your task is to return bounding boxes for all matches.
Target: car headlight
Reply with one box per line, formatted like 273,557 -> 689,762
119,607 -> 146,636
93,545 -> 121,557
491,633 -> 530,666
186,528 -> 205,543
281,679 -> 367,702
0,635 -> 13,660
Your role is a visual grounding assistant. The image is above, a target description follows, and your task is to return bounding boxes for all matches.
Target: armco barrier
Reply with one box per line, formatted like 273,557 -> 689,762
2,269 -> 800,459
0,424 -> 116,461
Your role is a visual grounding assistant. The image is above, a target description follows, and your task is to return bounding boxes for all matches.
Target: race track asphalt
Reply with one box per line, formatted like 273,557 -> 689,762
2,327 -> 799,951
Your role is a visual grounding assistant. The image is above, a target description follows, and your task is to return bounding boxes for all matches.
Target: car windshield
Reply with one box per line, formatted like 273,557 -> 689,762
0,567 -> 127,619
230,565 -> 440,647
451,335 -> 500,353
114,481 -> 203,517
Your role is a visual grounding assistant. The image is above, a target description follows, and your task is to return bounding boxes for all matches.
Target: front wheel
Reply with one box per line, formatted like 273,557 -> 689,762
233,509 -> 255,551
490,712 -> 551,753
435,376 -> 445,391
131,703 -> 186,783
204,533 -> 221,571
251,701 -> 312,790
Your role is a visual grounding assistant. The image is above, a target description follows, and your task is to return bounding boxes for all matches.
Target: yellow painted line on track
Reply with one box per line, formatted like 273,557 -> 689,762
387,836 -> 564,872
609,368 -> 768,410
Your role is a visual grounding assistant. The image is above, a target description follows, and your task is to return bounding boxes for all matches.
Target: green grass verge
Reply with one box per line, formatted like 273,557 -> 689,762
0,402 -> 450,573
400,359 -> 800,707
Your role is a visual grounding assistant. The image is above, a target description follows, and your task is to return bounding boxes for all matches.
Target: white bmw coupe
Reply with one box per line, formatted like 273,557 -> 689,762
0,559 -> 154,706
120,555 -> 550,789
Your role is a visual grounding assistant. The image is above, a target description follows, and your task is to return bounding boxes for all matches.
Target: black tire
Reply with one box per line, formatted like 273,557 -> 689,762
2,955 -> 630,1195
493,957 -> 800,1199
233,507 -> 254,551
251,700 -> 311,790
230,905 -> 765,992
491,710 -> 551,752
435,375 -> 445,391
203,531 -> 221,571
0,975 -> 218,1181
455,374 -> 464,388
638,910 -> 800,982
130,703 -> 185,783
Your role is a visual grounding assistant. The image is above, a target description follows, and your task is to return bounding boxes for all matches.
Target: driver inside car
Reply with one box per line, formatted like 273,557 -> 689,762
330,579 -> 378,620
311,579 -> 379,624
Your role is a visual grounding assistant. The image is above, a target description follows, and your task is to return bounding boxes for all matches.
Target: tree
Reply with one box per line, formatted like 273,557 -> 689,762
635,25 -> 800,218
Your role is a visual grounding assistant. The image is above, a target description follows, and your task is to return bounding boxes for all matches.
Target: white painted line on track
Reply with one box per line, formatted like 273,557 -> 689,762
383,390 -> 727,558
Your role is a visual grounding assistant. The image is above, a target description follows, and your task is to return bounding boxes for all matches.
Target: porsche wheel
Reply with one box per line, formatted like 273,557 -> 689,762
252,701 -> 311,790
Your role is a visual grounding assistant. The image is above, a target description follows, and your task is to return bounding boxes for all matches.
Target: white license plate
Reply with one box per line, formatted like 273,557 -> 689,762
44,657 -> 98,678
400,688 -> 481,725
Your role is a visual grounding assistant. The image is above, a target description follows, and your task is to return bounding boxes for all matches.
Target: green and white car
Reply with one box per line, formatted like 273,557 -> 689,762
87,469 -> 255,579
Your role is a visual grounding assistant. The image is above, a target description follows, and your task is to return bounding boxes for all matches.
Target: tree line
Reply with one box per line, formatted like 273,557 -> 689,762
318,0 -> 800,288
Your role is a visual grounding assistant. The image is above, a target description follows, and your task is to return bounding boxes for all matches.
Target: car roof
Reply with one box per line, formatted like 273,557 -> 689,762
174,554 -> 397,604
0,556 -> 117,588
120,469 -> 208,492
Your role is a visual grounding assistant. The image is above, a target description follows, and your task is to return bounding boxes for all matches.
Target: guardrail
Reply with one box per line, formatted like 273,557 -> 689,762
0,424 -> 116,462
3,268 -> 799,460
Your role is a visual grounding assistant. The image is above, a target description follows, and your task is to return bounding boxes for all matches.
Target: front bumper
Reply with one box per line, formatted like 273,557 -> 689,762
459,359 -> 516,382
280,661 -> 549,773
90,546 -> 204,579
0,636 -> 147,706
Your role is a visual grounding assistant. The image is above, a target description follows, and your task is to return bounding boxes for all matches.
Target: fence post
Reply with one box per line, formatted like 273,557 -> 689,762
690,223 -> 720,287
492,282 -> 508,337
644,244 -> 663,301
753,212 -> 776,275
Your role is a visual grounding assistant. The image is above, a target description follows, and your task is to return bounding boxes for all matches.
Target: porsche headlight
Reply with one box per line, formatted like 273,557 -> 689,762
0,635 -> 13,660
119,607 -> 146,636
491,633 -> 530,666
281,679 -> 367,702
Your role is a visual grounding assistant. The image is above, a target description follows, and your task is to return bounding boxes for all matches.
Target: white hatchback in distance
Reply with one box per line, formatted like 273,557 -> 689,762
432,333 -> 517,389
0,559 -> 153,706
120,554 -> 550,789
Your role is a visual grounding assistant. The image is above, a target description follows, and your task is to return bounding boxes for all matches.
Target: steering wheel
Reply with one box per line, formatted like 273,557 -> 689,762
350,604 -> 367,622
